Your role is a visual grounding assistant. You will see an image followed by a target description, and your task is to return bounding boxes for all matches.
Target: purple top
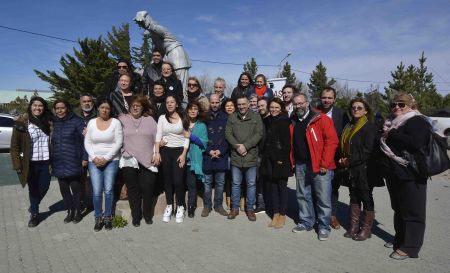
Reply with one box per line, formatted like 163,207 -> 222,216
119,114 -> 157,168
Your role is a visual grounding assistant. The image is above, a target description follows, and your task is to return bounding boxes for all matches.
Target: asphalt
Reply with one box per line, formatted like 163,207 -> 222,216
0,151 -> 449,273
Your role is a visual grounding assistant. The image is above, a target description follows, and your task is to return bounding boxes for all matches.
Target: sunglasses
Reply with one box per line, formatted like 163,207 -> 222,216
188,83 -> 198,87
351,106 -> 365,111
390,102 -> 406,109
117,65 -> 128,69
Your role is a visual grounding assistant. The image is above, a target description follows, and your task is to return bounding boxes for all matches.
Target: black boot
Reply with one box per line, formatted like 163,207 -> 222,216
73,210 -> 82,224
64,209 -> 74,224
255,193 -> 265,213
344,204 -> 361,238
104,216 -> 113,230
94,217 -> 103,232
188,206 -> 196,218
28,214 -> 39,228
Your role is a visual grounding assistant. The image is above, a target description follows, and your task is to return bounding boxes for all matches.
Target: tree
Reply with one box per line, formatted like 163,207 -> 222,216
363,84 -> 389,116
34,38 -> 116,106
278,61 -> 304,91
0,95 -> 29,115
385,52 -> 442,113
243,57 -> 258,80
307,61 -> 336,99
104,23 -> 131,62
132,33 -> 152,70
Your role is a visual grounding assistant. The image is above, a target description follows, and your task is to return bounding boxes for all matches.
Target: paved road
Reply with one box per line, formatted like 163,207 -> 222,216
0,163 -> 449,272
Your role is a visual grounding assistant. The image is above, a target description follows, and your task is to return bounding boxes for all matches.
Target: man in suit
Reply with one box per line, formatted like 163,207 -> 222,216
317,87 -> 348,230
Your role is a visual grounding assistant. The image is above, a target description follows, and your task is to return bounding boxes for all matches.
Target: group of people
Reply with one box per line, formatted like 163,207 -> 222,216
10,54 -> 435,260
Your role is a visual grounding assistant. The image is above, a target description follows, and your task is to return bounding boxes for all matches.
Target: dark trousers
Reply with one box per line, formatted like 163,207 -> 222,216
270,178 -> 288,215
57,176 -> 81,211
331,176 -> 340,216
28,161 -> 51,215
122,166 -> 156,222
161,147 -> 186,207
349,187 -> 374,211
186,169 -> 198,207
386,176 -> 427,258
224,170 -> 231,198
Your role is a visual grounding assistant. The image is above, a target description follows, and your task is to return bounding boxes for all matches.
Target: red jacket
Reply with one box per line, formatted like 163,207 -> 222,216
292,110 -> 339,173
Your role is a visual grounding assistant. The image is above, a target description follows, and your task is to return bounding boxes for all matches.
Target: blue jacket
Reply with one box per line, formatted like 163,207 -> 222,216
203,110 -> 229,172
51,112 -> 86,178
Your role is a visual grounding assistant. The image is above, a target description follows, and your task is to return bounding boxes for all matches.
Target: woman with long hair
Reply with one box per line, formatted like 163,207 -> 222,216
261,98 -> 292,229
84,98 -> 123,231
230,72 -> 254,102
10,96 -> 52,227
154,95 -> 189,223
338,98 -> 381,241
183,101 -> 208,218
51,99 -> 86,224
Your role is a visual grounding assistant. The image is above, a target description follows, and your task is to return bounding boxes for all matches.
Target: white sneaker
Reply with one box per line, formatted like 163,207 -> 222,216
162,205 -> 172,223
175,206 -> 185,223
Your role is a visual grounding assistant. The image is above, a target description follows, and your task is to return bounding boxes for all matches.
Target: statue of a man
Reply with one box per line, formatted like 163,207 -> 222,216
134,10 -> 192,95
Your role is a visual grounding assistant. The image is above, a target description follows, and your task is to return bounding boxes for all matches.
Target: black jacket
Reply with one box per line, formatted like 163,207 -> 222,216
337,121 -> 383,189
381,115 -> 430,181
161,76 -> 183,105
260,115 -> 292,179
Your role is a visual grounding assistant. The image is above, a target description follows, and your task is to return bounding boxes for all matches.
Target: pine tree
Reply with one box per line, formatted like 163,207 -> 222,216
307,61 -> 336,99
243,57 -> 258,80
34,38 -> 116,106
132,33 -> 152,70
104,23 -> 131,62
385,52 -> 442,113
278,61 -> 304,92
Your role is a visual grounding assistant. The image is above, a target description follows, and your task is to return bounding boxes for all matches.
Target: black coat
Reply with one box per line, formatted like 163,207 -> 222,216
260,115 -> 292,179
161,76 -> 183,105
381,115 -> 430,181
338,121 -> 383,189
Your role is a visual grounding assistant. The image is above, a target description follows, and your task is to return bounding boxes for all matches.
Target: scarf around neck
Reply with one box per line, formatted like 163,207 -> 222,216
254,85 -> 267,97
339,115 -> 368,158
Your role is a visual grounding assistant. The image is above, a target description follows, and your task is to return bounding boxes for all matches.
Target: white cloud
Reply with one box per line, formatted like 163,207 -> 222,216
194,15 -> 215,22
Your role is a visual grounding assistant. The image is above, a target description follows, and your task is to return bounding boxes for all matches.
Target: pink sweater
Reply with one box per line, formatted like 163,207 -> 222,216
119,115 -> 158,168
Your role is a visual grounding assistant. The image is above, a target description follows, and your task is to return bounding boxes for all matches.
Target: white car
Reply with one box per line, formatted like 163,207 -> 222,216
0,114 -> 15,150
430,117 -> 450,137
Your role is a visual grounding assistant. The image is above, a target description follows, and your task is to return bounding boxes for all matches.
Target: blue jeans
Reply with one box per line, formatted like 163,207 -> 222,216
186,169 -> 198,207
204,171 -> 225,209
28,161 -> 51,215
231,166 -> 256,211
295,162 -> 333,232
88,160 -> 119,218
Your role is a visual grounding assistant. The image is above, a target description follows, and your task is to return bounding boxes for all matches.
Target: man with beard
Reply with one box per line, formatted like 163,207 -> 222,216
317,87 -> 349,230
282,84 -> 296,116
142,49 -> 163,96
290,93 -> 338,241
77,93 -> 96,211
213,77 -> 228,105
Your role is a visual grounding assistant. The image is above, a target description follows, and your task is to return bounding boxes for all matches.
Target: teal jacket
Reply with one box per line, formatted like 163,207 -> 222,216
187,121 -> 208,182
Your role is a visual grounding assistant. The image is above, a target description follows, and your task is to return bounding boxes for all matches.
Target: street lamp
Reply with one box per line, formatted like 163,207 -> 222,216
278,53 -> 291,76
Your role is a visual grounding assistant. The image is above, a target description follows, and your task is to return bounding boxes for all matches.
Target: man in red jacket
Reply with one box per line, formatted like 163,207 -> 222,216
290,93 -> 339,241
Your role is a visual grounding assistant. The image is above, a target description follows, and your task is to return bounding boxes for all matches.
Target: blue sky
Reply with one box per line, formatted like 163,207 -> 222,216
1,0 -> 449,95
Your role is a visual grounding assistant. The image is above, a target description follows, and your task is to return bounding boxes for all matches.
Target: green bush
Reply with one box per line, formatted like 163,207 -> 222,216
112,215 -> 128,228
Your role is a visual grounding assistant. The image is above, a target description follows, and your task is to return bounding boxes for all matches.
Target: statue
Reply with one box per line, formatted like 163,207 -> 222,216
134,10 -> 192,96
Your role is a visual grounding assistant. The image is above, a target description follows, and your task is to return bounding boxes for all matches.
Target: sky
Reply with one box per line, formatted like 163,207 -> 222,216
1,0 -> 450,96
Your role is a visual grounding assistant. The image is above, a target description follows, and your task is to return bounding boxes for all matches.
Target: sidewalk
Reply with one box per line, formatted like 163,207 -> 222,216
0,167 -> 449,272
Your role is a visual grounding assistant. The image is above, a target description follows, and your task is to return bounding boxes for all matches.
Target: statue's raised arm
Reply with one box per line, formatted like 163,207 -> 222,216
134,10 -> 191,93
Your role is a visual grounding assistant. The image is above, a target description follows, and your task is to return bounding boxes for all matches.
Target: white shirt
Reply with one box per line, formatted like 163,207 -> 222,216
156,115 -> 189,148
84,118 -> 123,161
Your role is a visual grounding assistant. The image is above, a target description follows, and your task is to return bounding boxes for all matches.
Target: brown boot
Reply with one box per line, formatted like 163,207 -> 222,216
330,215 -> 341,229
227,209 -> 239,220
269,213 -> 279,227
274,214 -> 286,229
344,204 -> 361,238
239,197 -> 245,211
353,210 -> 375,241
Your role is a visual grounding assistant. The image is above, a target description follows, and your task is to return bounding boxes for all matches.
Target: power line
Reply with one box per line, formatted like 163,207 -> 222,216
2,24 -> 450,87
0,25 -> 77,43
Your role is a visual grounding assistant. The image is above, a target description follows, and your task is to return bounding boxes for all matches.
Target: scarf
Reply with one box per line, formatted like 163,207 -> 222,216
29,114 -> 50,135
254,85 -> 267,97
187,90 -> 201,102
380,110 -> 417,166
339,115 -> 368,158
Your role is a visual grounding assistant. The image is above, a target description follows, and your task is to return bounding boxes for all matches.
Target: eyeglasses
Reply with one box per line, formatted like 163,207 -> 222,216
390,102 -> 406,109
117,65 -> 128,69
188,83 -> 198,87
351,106 -> 365,111
294,101 -> 307,106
